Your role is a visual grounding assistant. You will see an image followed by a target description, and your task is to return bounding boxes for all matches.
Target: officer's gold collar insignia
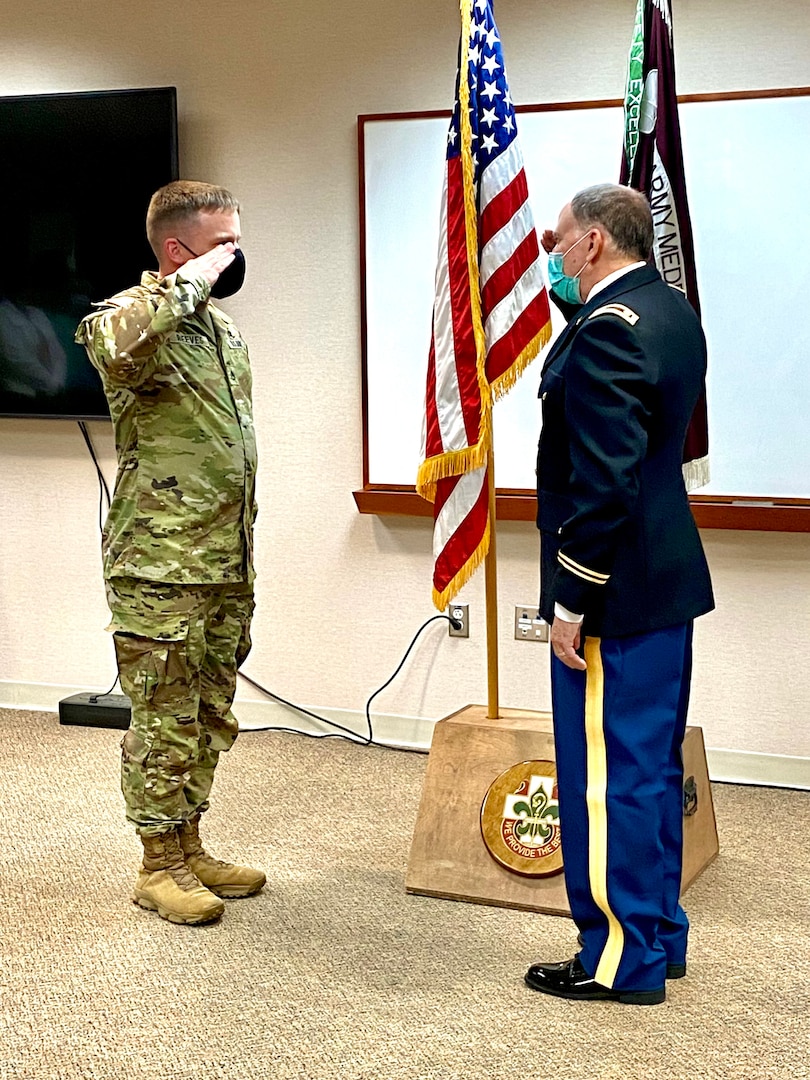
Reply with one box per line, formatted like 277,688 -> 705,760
588,303 -> 640,326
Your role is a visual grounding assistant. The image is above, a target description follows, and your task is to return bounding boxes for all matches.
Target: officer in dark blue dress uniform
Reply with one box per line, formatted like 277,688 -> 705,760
524,184 -> 714,1006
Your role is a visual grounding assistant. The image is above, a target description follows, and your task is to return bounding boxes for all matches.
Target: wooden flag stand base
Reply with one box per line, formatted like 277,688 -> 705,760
406,704 -> 719,916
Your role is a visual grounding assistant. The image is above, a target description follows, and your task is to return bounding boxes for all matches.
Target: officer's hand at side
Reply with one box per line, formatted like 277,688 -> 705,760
550,616 -> 587,671
181,244 -> 236,287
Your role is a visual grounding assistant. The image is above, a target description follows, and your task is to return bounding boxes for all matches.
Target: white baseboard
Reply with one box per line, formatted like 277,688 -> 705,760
2,680 -> 808,790
704,748 -> 810,790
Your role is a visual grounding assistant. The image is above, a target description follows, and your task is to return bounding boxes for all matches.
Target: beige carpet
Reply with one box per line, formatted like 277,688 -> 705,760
0,708 -> 808,1080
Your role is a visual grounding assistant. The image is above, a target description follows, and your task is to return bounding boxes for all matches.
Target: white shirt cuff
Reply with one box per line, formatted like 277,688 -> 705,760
554,602 -> 584,624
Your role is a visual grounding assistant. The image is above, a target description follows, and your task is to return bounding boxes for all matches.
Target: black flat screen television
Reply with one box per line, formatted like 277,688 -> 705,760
0,86 -> 179,420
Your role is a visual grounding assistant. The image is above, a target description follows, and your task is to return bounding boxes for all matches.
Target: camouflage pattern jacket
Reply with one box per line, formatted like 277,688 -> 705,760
76,271 -> 257,584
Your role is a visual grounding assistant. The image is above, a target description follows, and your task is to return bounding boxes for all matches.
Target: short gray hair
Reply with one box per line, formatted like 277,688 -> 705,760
570,183 -> 653,261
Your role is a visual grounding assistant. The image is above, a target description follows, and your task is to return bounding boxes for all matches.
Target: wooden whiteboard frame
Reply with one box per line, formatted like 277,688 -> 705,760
354,89 -> 810,532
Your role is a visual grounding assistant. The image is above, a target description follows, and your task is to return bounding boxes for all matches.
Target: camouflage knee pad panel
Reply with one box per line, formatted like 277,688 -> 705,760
107,578 -> 254,833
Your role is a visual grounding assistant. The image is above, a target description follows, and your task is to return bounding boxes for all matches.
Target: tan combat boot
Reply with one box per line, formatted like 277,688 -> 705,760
133,831 -> 225,925
178,814 -> 266,899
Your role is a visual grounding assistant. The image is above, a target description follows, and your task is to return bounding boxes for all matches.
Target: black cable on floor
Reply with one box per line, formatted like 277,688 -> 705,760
238,612 -> 460,751
238,670 -> 377,746
363,614 -> 456,744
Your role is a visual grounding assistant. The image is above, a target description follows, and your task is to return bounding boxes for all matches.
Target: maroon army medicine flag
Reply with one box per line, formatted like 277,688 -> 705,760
621,0 -> 709,490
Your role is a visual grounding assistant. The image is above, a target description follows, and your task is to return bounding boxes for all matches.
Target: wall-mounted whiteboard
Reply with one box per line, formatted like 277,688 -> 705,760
361,91 -> 810,501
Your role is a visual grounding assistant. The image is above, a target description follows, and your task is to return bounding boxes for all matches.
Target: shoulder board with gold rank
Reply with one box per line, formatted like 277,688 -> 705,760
587,303 -> 640,326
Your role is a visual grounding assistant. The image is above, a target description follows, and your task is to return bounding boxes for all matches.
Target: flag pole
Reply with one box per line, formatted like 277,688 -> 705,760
485,444 -> 500,718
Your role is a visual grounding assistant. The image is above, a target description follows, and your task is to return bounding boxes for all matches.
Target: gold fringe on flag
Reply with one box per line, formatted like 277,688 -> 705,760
416,439 -> 489,504
432,513 -> 491,612
489,321 -> 553,401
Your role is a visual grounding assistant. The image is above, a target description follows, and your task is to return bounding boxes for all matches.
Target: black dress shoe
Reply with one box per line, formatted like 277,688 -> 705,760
576,933 -> 686,979
524,956 -> 665,1005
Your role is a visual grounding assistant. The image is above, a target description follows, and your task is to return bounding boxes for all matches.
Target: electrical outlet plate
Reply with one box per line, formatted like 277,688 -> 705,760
514,605 -> 549,642
448,603 -> 469,638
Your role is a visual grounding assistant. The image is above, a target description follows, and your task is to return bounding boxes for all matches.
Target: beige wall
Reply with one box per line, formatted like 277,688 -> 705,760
1,0 -> 808,764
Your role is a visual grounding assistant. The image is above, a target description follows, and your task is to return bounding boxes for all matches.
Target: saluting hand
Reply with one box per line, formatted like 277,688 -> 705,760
550,616 -> 587,671
181,243 -> 236,287
541,229 -> 557,255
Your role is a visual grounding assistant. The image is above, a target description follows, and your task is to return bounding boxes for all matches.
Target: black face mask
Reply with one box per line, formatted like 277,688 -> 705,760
176,240 -> 246,298
209,247 -> 246,298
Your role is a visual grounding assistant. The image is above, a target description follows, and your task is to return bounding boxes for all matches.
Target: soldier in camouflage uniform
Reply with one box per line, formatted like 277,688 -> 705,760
75,181 -> 265,925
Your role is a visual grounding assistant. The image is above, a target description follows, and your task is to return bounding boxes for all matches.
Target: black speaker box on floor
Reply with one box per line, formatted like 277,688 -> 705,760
59,692 -> 131,730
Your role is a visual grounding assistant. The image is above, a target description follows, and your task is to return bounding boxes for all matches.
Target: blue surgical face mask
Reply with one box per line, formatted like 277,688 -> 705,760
546,232 -> 591,305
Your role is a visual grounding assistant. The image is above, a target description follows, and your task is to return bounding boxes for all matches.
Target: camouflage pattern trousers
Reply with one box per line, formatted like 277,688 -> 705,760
106,577 -> 255,837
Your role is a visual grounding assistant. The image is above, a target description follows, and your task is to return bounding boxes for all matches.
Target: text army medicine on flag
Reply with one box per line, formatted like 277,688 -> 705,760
621,0 -> 710,490
417,0 -> 551,611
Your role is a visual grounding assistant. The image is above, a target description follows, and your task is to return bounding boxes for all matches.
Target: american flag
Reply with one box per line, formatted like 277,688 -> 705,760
416,0 -> 551,611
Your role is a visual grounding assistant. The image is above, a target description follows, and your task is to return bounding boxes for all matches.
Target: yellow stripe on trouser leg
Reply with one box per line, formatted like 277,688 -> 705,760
584,637 -> 625,988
